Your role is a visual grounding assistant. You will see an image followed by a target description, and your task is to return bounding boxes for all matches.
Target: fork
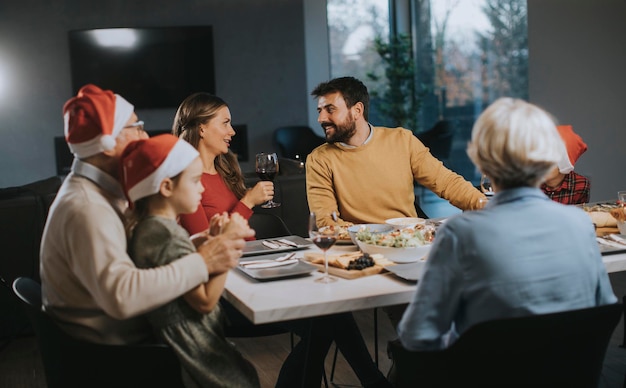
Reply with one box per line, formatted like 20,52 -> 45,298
269,239 -> 300,248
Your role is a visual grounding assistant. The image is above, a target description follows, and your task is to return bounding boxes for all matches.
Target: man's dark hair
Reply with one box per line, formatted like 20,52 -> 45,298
311,76 -> 369,121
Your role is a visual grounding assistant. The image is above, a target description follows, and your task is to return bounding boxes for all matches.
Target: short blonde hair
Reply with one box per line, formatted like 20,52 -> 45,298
466,98 -> 562,189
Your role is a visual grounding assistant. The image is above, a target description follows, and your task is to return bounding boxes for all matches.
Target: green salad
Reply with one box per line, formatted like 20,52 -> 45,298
356,227 -> 428,248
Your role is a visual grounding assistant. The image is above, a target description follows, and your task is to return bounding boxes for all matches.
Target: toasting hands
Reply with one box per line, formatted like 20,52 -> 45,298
195,212 -> 255,275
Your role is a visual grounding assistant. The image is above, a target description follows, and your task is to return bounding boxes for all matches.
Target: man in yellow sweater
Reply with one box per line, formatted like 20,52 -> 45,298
306,76 -> 484,227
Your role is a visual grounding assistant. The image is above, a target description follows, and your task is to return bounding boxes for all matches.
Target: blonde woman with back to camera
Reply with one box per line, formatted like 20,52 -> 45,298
397,97 -> 616,351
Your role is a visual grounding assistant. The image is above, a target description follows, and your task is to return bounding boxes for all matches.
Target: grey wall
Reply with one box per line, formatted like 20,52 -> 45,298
0,0 -> 309,186
528,0 -> 626,201
2,0 -> 626,203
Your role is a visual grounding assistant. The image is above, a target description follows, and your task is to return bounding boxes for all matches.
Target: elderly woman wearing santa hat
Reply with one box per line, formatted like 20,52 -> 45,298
39,84 -> 253,346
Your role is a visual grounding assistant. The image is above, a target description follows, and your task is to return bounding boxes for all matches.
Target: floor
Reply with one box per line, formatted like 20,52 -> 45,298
0,308 -> 392,388
2,289 -> 626,388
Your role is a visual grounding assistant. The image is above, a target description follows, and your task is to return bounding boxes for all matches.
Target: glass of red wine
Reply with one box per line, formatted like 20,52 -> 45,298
255,152 -> 280,208
308,212 -> 338,283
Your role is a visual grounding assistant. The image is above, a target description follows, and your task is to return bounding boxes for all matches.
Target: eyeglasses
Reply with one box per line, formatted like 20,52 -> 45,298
123,120 -> 145,135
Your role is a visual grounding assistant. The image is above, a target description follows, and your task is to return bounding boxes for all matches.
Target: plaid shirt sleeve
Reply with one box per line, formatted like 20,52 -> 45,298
540,171 -> 590,205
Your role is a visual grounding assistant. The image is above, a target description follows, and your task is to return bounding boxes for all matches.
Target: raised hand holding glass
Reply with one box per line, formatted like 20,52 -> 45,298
255,152 -> 280,208
480,174 -> 494,196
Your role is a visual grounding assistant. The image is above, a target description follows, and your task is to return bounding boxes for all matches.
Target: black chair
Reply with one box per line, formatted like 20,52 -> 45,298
388,303 -> 623,388
12,277 -> 184,388
416,119 -> 454,161
248,212 -> 292,239
273,125 -> 325,160
1,176 -> 63,339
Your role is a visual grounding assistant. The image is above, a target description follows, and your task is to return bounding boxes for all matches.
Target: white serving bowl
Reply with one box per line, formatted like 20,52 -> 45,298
385,217 -> 426,230
355,239 -> 432,263
347,224 -> 394,245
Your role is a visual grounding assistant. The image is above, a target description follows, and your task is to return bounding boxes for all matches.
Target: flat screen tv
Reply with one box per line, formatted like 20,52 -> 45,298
68,26 -> 215,109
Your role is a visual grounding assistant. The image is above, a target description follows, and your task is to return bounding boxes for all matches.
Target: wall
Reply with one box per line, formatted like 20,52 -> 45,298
528,0 -> 626,201
2,0 -> 626,203
0,0 -> 309,186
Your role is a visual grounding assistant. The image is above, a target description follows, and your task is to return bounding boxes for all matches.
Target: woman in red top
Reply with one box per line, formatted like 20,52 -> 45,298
172,93 -> 274,238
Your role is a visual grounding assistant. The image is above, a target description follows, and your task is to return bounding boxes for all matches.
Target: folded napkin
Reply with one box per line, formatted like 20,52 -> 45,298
242,259 -> 299,269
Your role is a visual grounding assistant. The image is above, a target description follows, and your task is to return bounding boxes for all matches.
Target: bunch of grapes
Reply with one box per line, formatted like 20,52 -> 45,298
347,253 -> 375,270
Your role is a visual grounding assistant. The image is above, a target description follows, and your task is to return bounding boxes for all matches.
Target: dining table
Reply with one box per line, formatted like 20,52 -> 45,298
223,238 -> 626,325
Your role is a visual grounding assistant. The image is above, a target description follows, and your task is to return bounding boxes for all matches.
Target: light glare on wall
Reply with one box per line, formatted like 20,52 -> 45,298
0,62 -> 6,100
91,29 -> 138,48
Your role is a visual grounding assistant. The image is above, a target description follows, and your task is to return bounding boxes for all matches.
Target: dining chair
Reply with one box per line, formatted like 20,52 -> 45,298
12,276 -> 184,388
387,303 -> 623,387
248,212 -> 292,240
272,125 -> 326,160
329,307 -> 380,385
416,120 -> 454,162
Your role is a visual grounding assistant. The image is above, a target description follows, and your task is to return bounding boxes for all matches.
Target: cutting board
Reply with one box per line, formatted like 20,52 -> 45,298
303,252 -> 391,279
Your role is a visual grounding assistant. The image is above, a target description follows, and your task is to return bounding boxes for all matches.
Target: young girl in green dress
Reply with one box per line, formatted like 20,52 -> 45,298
121,134 -> 259,388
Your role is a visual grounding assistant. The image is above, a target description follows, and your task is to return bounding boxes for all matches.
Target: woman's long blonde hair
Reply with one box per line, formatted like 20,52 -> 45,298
172,92 -> 247,199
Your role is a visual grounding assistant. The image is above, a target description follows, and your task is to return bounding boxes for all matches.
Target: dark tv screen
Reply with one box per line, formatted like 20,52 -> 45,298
68,26 -> 215,109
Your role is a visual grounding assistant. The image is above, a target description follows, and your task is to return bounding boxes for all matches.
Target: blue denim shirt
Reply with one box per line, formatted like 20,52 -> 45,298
398,187 -> 617,351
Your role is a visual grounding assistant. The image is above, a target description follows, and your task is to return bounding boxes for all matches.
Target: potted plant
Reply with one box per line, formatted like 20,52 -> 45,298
366,33 -> 427,135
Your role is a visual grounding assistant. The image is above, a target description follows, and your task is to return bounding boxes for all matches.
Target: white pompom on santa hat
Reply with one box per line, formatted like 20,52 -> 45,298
121,134 -> 199,204
63,84 -> 134,158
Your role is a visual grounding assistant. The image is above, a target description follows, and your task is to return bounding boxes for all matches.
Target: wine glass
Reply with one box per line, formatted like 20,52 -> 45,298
255,152 -> 280,208
480,174 -> 494,196
309,212 -> 338,284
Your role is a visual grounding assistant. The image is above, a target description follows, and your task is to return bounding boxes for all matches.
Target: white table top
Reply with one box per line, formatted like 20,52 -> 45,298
224,242 -> 626,324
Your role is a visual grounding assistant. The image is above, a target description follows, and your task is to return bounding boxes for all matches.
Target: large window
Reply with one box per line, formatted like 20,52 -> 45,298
327,0 -> 528,215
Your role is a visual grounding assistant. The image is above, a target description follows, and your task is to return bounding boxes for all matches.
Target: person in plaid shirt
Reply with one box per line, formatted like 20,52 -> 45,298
541,125 -> 590,205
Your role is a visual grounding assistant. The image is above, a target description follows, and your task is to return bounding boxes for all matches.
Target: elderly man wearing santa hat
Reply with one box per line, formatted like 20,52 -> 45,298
40,84 -> 254,345
540,124 -> 591,205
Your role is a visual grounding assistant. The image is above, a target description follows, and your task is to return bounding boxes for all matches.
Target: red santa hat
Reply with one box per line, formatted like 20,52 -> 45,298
555,124 -> 588,174
121,134 -> 199,204
63,84 -> 134,158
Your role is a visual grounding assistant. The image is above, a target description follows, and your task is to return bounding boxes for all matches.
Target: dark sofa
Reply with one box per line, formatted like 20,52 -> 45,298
0,176 -> 63,339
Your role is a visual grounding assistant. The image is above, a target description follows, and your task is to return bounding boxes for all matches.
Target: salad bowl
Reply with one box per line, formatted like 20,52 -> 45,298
355,228 -> 432,263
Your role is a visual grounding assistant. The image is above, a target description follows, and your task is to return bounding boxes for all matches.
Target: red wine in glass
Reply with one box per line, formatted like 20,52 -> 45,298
309,212 -> 338,283
255,152 -> 280,208
257,170 -> 276,182
312,235 -> 337,250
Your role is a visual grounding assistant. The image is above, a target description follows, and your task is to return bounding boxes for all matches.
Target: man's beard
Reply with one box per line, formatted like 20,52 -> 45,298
322,114 -> 357,144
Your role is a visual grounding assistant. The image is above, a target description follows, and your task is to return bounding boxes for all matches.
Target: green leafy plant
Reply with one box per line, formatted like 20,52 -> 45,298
367,34 -> 426,134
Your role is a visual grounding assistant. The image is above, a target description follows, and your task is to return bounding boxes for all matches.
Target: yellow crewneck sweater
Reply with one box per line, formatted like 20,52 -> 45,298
306,126 -> 483,226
